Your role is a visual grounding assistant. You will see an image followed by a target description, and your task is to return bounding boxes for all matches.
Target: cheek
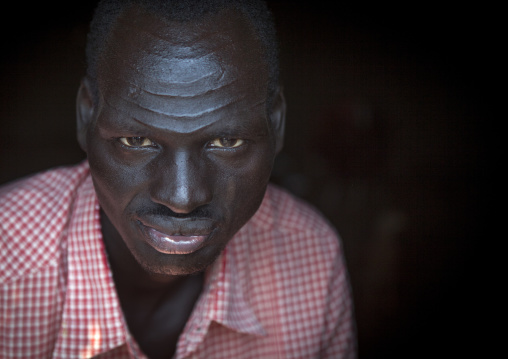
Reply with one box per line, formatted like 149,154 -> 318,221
87,136 -> 150,211
217,148 -> 274,217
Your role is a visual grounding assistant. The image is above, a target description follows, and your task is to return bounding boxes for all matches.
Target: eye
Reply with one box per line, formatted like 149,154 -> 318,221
118,136 -> 155,148
209,138 -> 245,148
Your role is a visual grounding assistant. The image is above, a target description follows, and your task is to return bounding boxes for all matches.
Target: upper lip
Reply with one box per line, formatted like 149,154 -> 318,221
135,216 -> 215,237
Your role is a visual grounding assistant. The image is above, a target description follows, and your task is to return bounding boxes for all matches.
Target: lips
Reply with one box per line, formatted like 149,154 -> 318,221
136,218 -> 214,255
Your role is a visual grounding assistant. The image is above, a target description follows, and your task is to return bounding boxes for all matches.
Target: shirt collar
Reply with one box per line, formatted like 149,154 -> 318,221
185,187 -> 277,341
206,244 -> 266,337
202,187 -> 280,338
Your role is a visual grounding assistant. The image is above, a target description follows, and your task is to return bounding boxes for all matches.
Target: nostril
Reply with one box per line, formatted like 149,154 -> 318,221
144,203 -> 211,219
146,203 -> 189,217
149,186 -> 212,215
172,205 -> 212,219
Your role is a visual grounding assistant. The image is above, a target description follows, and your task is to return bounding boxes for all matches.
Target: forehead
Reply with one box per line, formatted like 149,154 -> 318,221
95,6 -> 269,131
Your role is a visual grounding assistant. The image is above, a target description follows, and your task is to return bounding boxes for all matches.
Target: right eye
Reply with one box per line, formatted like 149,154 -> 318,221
118,137 -> 155,148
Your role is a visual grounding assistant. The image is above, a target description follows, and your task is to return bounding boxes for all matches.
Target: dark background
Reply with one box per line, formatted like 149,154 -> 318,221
1,1 -> 489,357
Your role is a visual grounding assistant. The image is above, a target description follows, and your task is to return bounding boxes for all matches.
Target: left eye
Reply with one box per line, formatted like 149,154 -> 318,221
119,137 -> 155,147
209,138 -> 244,148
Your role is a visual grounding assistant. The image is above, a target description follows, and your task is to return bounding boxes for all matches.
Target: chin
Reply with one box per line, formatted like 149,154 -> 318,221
135,245 -> 223,277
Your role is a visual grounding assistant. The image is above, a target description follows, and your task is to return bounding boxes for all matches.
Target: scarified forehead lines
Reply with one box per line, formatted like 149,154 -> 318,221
118,46 -> 227,86
98,91 -> 268,136
93,5 -> 271,138
100,69 -> 265,118
100,47 -> 264,99
110,73 -> 233,98
103,57 -> 232,98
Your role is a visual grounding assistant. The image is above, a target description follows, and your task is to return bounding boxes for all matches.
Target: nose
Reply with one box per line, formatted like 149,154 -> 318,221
149,150 -> 212,214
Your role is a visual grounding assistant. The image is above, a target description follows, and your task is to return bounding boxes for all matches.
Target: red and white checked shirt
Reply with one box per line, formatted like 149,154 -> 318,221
0,161 -> 356,358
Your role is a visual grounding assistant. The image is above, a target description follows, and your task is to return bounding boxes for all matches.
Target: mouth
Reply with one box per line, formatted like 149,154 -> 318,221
136,219 -> 214,255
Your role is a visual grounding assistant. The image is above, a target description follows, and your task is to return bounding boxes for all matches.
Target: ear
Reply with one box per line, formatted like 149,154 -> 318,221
269,86 -> 286,154
76,77 -> 95,153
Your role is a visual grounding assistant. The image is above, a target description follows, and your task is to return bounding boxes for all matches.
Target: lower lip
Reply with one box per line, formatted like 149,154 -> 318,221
142,226 -> 208,255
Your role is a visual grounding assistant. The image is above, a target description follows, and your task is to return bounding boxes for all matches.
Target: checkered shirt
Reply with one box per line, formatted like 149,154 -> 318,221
0,161 -> 356,358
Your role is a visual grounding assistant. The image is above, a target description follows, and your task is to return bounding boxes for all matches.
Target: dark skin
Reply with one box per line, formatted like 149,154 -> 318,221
76,6 -> 285,359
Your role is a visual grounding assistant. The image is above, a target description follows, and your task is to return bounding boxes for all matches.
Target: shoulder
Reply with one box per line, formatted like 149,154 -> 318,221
0,162 -> 89,201
0,161 -> 90,219
0,162 -> 90,283
252,185 -> 353,330
249,183 -> 343,264
260,183 -> 339,242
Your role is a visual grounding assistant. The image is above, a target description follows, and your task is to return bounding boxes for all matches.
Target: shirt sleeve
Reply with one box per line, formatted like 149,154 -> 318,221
319,233 -> 357,358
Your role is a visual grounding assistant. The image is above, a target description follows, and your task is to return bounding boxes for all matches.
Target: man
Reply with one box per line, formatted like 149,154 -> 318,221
0,0 -> 356,358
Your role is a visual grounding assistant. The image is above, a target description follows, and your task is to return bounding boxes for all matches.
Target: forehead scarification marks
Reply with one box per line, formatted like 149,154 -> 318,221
96,6 -> 269,135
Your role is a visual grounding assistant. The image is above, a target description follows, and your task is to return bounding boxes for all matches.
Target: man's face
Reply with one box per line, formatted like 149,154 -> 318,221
80,7 -> 282,276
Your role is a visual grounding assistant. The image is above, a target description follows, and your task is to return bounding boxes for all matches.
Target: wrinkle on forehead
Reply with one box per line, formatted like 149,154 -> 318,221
140,56 -> 224,85
101,90 -> 266,134
117,56 -> 231,97
102,66 -> 266,120
130,87 -> 247,119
